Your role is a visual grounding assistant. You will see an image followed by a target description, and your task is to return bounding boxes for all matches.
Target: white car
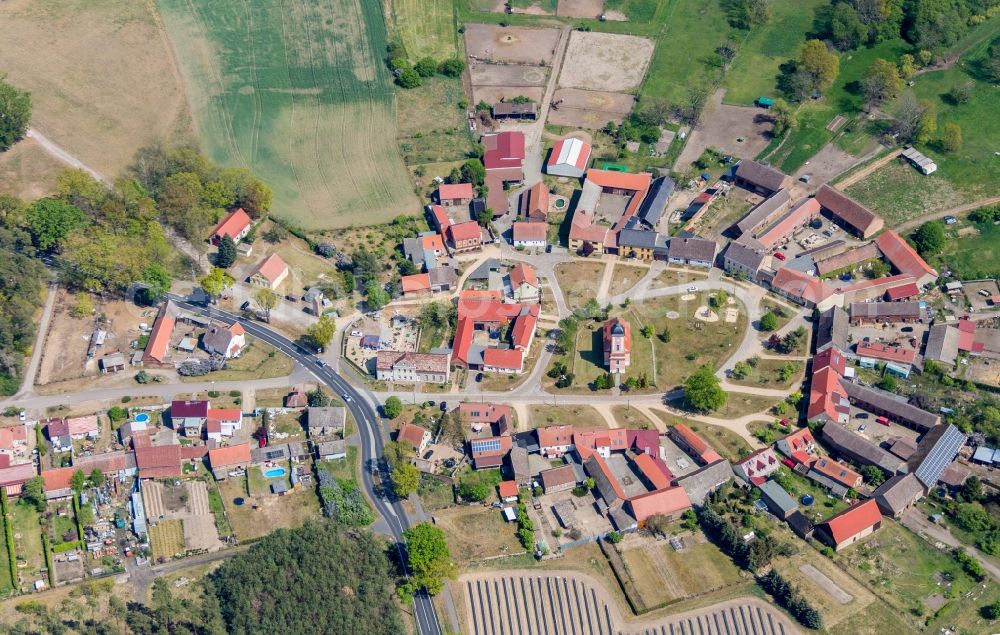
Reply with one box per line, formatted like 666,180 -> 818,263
686,286 -> 698,293
18,411 -> 26,422
350,330 -> 363,337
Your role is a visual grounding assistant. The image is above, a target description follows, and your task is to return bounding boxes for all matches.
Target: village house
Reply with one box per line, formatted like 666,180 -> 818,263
875,230 -> 938,287
482,131 -> 525,214
135,445 -> 184,479
142,303 -> 177,366
732,447 -> 780,485
603,317 -> 631,374
666,236 -> 717,267
376,351 -> 451,384
470,435 -> 513,469
635,176 -> 674,229
451,294 -> 539,373
0,462 -> 38,498
821,422 -> 906,474
511,221 -> 547,249
546,137 -> 591,179
849,301 -> 923,325
807,457 -> 862,497
397,422 -> 431,454
436,183 -> 474,207
814,184 -> 884,238
210,208 -> 252,245
617,228 -> 669,261
206,409 -> 243,443
873,473 -> 925,517
99,351 -> 126,374
248,253 -> 290,290
316,440 -> 347,461
537,425 -> 575,458
208,443 -> 252,480
723,240 -> 768,280
458,402 -> 513,435
202,321 -> 247,358
307,407 -> 346,438
445,221 -> 483,253
815,499 -> 882,551
735,189 -> 792,237
41,467 -> 76,500
401,274 -> 432,297
508,263 -> 540,303
669,424 -> 723,466
757,480 -> 799,520
170,400 -> 210,437
519,182 -> 550,221
733,160 -> 792,196
539,464 -> 577,494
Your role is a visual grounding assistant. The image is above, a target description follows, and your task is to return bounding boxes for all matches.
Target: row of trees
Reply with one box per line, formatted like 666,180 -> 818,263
758,570 -> 824,630
386,42 -> 465,89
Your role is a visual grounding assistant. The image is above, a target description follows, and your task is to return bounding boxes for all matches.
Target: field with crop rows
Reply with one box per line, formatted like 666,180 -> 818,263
156,0 -> 418,229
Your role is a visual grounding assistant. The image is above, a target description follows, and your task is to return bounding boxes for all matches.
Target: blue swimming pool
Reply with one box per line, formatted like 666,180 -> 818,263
134,413 -> 149,423
264,467 -> 287,479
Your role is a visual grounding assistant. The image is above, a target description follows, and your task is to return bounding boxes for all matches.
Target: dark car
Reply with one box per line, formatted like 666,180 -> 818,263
901,326 -> 914,333
855,413 -> 869,419
240,300 -> 251,311
427,400 -> 436,407
440,401 -> 448,412
475,373 -> 484,382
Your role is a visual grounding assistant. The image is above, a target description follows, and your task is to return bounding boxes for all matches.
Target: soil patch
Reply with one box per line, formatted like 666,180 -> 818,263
464,24 -> 561,65
548,88 -> 634,129
558,31 -> 654,93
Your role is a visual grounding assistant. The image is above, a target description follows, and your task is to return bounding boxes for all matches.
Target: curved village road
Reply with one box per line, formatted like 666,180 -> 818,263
165,296 -> 443,635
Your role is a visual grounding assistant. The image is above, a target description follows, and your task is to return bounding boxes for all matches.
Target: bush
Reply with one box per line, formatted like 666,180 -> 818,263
438,56 -> 465,77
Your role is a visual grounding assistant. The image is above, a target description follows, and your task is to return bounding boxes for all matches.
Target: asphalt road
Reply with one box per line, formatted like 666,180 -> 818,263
166,295 -> 442,635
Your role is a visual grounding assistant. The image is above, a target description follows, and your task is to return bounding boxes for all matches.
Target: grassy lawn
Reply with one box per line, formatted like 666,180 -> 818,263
632,293 -> 748,390
387,0 -> 457,60
844,158 -> 971,226
205,479 -> 233,539
728,358 -> 804,389
555,260 -> 607,311
246,467 -> 269,499
547,310 -> 654,393
10,503 -> 45,582
182,340 -> 293,383
650,267 -> 709,288
220,478 -> 321,542
396,76 -> 474,165
318,447 -> 359,483
934,217 -> 1000,279
774,468 -> 848,521
610,406 -> 655,429
0,513 -> 11,593
638,0 -> 730,109
833,520 -> 991,632
434,505 -> 524,566
418,474 -> 455,512
609,263 -> 648,296
722,0 -> 828,105
149,519 -> 185,560
529,404 -> 607,429
46,503 -> 78,546
619,539 -> 743,606
651,411 -> 753,462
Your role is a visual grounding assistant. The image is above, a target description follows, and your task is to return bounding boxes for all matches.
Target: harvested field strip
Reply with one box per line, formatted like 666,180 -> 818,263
388,0 -> 457,60
157,0 -> 418,229
461,570 -> 801,634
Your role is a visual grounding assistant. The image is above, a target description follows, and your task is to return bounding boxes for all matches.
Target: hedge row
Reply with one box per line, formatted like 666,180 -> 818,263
1,490 -> 16,587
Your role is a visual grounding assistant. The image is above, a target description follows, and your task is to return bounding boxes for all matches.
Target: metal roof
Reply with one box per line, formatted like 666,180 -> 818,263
912,424 -> 967,488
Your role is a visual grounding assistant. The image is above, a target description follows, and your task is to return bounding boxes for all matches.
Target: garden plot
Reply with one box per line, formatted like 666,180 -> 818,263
548,88 -> 634,128
557,31 -> 653,93
142,481 -> 222,556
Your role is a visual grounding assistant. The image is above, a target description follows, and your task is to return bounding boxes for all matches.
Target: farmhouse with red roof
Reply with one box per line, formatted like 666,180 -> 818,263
210,208 -> 252,245
816,499 -> 882,551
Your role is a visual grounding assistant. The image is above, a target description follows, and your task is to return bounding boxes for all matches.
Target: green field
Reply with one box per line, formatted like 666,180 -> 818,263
388,0 -> 458,60
396,77 -> 474,165
937,217 -> 1000,279
156,0 -> 418,230
723,0 -> 827,106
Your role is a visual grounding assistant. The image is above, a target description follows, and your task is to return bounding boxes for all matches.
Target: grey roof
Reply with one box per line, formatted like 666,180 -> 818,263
910,424 -> 967,488
805,469 -> 849,498
468,258 -> 502,281
509,445 -> 531,482
617,228 -> 667,251
202,322 -> 239,356
850,301 -> 922,320
783,254 -> 816,274
271,480 -> 289,494
667,236 -> 717,263
428,265 -> 458,287
316,440 -> 346,457
815,307 -> 849,353
637,176 -> 675,227
873,473 -> 924,516
885,436 -> 919,460
307,407 -> 346,431
735,189 -> 791,235
584,455 -> 622,506
924,323 -> 960,365
758,479 -> 798,516
723,241 -> 766,273
821,423 -> 907,474
786,510 -> 814,538
842,382 -> 940,431
675,460 -> 733,505
735,160 -> 790,194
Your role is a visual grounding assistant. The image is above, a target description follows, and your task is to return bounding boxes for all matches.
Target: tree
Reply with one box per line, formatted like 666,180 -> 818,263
770,98 -> 797,137
732,361 -> 752,380
982,37 -> 1000,82
90,469 -> 105,487
307,387 -> 330,407
25,198 -> 87,251
200,267 -> 234,297
403,523 -> 456,595
916,101 -> 938,144
798,40 -> 840,95
71,295 -> 94,319
253,288 -> 278,323
876,374 -> 898,391
477,207 -> 494,228
984,599 -> 1000,620
913,221 -> 945,257
658,326 -> 672,343
216,235 -> 237,268
860,465 -> 886,486
954,502 -> 994,533
947,81 -> 974,105
71,469 -> 86,494
861,59 -> 903,107
391,463 -> 420,498
107,406 -> 128,423
438,56 -> 465,77
461,158 -> 486,186
829,3 -> 868,50
726,0 -> 771,29
684,364 -> 728,412
640,325 -> 653,338
396,68 -> 421,88
22,476 -> 46,511
0,75 -> 31,152
906,0 -> 970,51
414,57 -> 438,78
365,281 -> 390,311
306,315 -> 336,350
899,54 -> 917,79
383,396 -> 403,419
942,122 -> 963,152
759,311 -> 779,331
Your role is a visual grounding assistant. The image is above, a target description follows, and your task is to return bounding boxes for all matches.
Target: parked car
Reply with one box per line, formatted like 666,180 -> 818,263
901,326 -> 914,332
350,330 -> 363,337
240,300 -> 251,311
944,216 -> 957,224
773,251 -> 786,261
876,416 -> 891,426
979,289 -> 991,297
475,373 -> 483,382
858,424 -> 867,432
439,401 -> 448,412
855,413 -> 869,419
686,286 -> 698,293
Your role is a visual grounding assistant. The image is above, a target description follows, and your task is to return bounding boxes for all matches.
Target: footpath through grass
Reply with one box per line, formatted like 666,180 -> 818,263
156,0 -> 418,230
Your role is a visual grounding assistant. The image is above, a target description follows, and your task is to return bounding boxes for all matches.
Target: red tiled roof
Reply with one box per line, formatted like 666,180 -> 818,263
757,199 -> 820,249
875,230 -> 937,280
498,480 -> 519,499
510,263 -> 539,288
0,425 -> 26,451
430,205 -> 451,231
568,210 -> 610,244
811,457 -> 861,488
483,348 -> 523,370
540,464 -> 577,489
536,425 -> 574,450
511,313 -> 537,350
671,424 -> 723,464
815,185 -> 883,237
521,182 -> 550,218
144,313 -> 175,364
772,268 -> 836,305
66,415 -> 98,436
855,341 -> 916,364
41,467 -> 75,492
211,208 -> 251,241
135,445 -> 183,478
627,487 -> 691,524
574,429 -> 628,452
250,253 -> 289,285
458,403 -> 512,427
585,168 -> 652,193
447,221 -> 481,243
807,366 -> 849,422
451,317 -> 476,366
401,274 -> 431,294
438,183 -> 474,201
0,462 -> 36,487
512,222 -> 548,243
633,453 -> 672,490
459,289 -> 503,302
46,418 -> 70,438
836,273 -> 916,295
821,499 -> 881,545
957,318 -> 977,352
483,132 -> 525,170
397,423 -> 428,449
813,347 -> 846,375
421,233 -> 445,252
208,443 -> 251,469
208,409 -> 242,423
885,282 -> 920,301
